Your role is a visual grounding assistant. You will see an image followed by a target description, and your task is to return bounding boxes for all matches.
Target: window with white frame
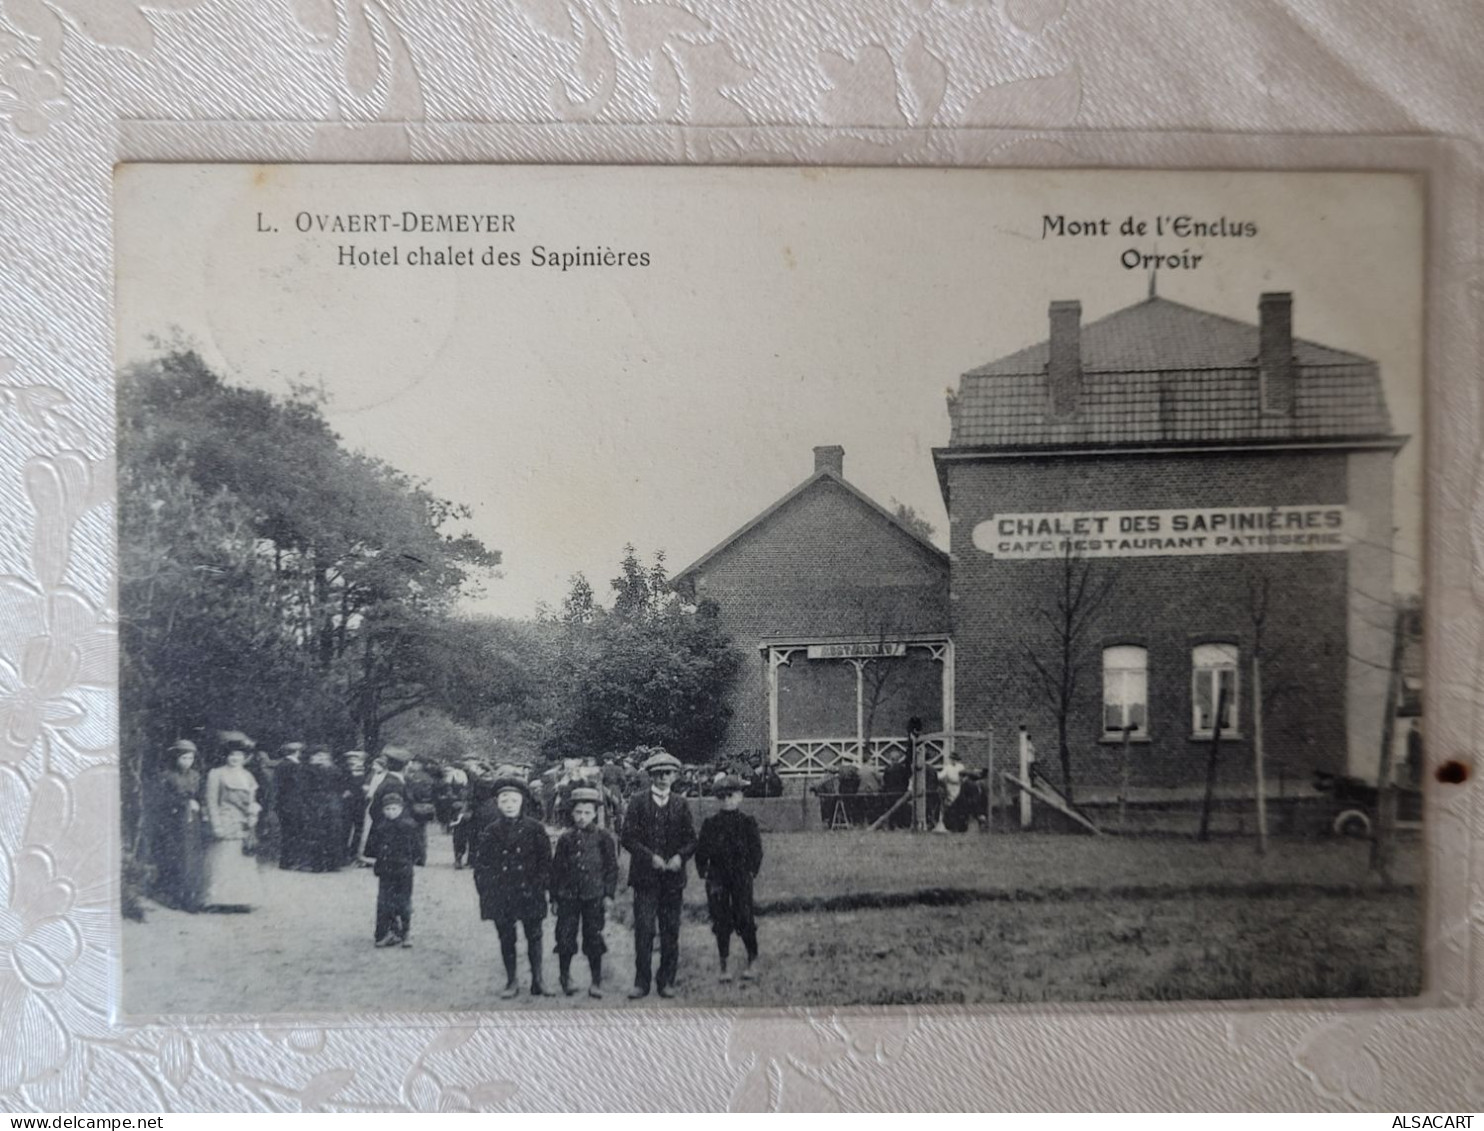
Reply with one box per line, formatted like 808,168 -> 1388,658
1192,643 -> 1239,736
1102,645 -> 1147,737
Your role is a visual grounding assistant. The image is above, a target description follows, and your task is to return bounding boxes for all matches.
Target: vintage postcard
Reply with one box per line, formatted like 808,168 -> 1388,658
115,165 -> 1424,1015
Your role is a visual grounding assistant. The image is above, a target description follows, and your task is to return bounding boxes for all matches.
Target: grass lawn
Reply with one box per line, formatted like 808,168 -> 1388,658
124,828 -> 1423,1014
690,830 -> 1422,910
665,831 -> 1424,1006
699,891 -> 1422,1007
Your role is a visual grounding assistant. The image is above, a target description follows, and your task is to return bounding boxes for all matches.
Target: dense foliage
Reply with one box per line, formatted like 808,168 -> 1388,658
121,350 -> 741,815
119,349 -> 501,781
539,547 -> 741,763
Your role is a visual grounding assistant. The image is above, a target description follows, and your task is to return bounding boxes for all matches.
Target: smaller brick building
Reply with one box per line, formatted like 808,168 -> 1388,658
672,446 -> 951,776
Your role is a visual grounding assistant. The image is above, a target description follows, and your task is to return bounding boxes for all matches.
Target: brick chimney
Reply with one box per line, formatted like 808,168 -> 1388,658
813,445 -> 844,477
1259,292 -> 1295,415
1047,300 -> 1082,417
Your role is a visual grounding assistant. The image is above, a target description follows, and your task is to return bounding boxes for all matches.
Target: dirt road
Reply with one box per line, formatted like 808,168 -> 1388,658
124,827 -> 745,1016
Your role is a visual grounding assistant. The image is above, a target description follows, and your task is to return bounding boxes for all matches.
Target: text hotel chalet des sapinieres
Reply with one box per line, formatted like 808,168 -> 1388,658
254,208 -> 652,271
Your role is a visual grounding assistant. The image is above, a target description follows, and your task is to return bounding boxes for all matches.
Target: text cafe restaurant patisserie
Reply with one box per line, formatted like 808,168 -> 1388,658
677,291 -> 1406,804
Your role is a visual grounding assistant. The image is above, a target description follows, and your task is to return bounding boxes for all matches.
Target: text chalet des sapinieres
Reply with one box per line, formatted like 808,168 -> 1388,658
262,210 -> 652,271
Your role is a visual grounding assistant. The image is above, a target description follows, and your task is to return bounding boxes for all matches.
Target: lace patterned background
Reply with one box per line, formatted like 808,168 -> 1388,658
0,0 -> 1480,1112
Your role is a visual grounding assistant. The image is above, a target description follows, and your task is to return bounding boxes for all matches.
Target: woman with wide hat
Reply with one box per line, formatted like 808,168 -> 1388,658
203,732 -> 262,911
149,739 -> 206,912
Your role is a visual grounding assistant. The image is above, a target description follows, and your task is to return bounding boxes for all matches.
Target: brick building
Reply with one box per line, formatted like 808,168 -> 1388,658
672,446 -> 950,776
934,292 -> 1405,796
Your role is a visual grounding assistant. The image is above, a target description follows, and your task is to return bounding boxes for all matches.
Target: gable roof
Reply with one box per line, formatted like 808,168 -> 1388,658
672,470 -> 948,585
949,295 -> 1396,449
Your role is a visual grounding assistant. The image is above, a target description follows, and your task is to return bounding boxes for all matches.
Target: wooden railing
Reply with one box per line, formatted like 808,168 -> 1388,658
772,735 -> 949,777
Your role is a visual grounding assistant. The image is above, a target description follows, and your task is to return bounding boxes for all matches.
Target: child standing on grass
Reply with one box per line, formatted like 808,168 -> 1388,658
694,775 -> 763,983
550,786 -> 618,998
364,792 -> 419,948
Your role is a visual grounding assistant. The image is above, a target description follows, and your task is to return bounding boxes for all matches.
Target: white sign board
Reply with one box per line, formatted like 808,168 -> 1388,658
806,641 -> 909,659
972,505 -> 1359,560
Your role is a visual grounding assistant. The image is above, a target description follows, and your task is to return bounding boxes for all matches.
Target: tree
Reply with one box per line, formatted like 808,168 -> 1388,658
119,460 -> 311,850
542,547 -> 741,762
1022,545 -> 1117,805
890,499 -> 936,543
417,615 -> 556,742
380,708 -> 501,768
1370,603 -> 1408,885
852,591 -> 918,761
119,348 -> 500,843
560,574 -> 596,626
1243,569 -> 1299,852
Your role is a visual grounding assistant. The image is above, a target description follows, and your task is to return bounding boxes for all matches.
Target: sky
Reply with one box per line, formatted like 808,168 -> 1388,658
115,166 -> 1424,618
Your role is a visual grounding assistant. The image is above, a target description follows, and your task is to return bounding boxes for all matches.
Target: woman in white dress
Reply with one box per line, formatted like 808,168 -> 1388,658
204,736 -> 262,911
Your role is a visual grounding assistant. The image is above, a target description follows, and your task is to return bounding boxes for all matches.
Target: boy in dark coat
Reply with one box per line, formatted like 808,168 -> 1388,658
361,750 -> 408,860
620,748 -> 697,999
549,786 -> 618,998
363,791 -> 420,948
695,775 -> 764,982
472,770 -> 553,999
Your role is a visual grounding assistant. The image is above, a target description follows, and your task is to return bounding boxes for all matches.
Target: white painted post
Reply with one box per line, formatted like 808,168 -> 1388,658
768,648 -> 781,769
851,658 -> 866,765
1018,726 -> 1034,829
941,640 -> 955,764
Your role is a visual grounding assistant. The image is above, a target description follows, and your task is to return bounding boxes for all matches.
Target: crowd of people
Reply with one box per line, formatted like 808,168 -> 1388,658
809,750 -> 990,831
142,735 -> 768,1000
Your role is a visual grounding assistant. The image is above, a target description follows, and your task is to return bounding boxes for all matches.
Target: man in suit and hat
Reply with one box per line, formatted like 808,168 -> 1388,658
620,747 -> 697,999
338,750 -> 368,865
472,766 -> 553,999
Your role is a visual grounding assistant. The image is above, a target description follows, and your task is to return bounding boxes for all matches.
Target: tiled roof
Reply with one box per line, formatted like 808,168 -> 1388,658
950,296 -> 1394,448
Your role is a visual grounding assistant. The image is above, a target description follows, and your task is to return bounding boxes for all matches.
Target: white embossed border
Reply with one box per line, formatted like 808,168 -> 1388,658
0,123 -> 1472,1111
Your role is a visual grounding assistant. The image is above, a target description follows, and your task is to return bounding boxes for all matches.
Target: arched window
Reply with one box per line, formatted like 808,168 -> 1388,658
1192,643 -> 1239,736
1102,645 -> 1147,737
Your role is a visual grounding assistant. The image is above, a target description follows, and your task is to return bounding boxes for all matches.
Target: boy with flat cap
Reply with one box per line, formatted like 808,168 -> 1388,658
363,791 -> 420,947
549,785 -> 618,997
620,747 -> 697,999
472,767 -> 553,999
695,775 -> 764,982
